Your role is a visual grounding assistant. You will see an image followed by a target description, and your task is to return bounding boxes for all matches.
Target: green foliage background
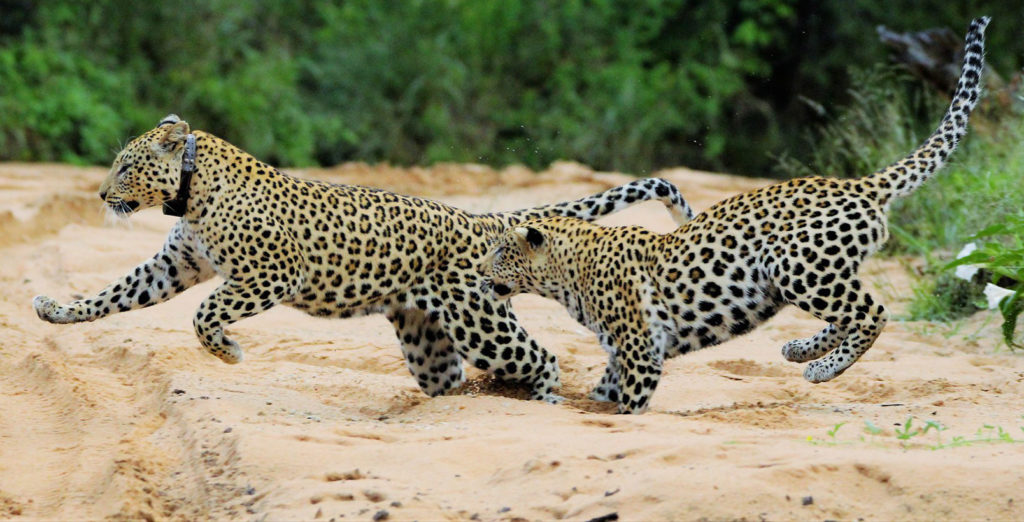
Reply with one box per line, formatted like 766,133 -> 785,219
1,0 -> 1021,175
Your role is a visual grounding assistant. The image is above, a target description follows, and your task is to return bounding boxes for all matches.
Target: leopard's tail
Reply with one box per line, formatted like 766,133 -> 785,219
866,16 -> 988,207
489,177 -> 695,228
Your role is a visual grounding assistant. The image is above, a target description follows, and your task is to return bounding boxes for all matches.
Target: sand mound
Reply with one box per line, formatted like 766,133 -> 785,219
1,162 -> 1022,521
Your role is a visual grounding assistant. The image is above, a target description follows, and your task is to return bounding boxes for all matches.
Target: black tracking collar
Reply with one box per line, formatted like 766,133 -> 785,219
162,134 -> 197,217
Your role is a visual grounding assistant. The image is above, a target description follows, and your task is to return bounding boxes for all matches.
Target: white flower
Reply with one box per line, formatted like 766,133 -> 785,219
954,242 -> 980,281
984,283 -> 1016,310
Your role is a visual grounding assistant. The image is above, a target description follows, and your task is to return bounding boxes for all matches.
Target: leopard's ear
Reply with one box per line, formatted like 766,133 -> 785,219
152,119 -> 190,156
157,114 -> 181,127
514,226 -> 544,249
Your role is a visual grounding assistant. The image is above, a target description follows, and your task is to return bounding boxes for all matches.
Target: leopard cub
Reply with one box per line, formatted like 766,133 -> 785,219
479,17 -> 989,413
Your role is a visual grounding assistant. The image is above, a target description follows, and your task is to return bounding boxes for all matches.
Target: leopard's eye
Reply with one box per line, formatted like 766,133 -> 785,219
117,162 -> 132,176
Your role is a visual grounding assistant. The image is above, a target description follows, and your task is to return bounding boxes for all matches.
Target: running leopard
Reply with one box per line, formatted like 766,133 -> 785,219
33,116 -> 695,403
479,17 -> 989,413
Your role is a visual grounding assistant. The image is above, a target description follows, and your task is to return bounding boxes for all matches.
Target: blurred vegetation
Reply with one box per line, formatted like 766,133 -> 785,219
1,0 -> 1022,175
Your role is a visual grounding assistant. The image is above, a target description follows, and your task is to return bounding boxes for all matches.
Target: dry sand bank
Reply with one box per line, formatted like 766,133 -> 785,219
0,162 -> 1022,521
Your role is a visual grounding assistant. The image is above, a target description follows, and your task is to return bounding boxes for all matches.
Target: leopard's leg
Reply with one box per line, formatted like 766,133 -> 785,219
611,329 -> 664,414
192,216 -> 307,364
589,334 -> 621,403
802,295 -> 887,383
386,308 -> 465,396
33,220 -> 215,324
780,276 -> 888,383
781,324 -> 845,363
193,277 -> 302,364
439,276 -> 562,404
589,355 -> 621,403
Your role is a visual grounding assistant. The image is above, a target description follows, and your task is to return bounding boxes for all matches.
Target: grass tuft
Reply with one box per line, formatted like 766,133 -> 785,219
806,416 -> 1024,450
906,271 -> 985,322
774,66 -> 940,181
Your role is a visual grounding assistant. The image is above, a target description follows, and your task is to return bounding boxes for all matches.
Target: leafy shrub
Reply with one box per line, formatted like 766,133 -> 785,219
0,43 -> 147,163
947,216 -> 1024,347
4,1 -> 1023,174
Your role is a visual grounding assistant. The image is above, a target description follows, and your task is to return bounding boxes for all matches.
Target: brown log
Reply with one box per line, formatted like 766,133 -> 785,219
877,25 -> 964,93
878,24 -> 1018,115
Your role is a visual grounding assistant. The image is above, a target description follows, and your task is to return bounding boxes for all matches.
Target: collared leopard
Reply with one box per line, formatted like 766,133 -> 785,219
479,17 -> 988,413
32,116 -> 695,402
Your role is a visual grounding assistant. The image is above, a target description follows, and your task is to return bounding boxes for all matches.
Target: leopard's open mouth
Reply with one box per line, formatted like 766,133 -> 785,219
107,200 -> 140,216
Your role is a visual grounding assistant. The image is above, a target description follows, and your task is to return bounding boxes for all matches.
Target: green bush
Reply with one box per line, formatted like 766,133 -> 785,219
300,0 -> 777,173
0,43 -> 145,163
947,217 -> 1024,347
2,1 -> 1023,173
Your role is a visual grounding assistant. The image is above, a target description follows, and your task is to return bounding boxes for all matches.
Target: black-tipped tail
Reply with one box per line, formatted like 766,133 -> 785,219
867,16 -> 988,204
490,178 -> 695,228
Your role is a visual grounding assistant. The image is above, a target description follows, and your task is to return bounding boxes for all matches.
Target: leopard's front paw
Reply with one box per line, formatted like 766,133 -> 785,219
33,295 -> 72,324
211,337 -> 244,364
782,339 -> 817,362
803,359 -> 843,383
540,393 -> 565,405
527,385 -> 565,405
589,384 -> 620,403
616,401 -> 650,415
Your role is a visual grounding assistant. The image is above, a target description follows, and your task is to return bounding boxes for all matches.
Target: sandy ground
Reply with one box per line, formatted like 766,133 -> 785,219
1,161 -> 1023,522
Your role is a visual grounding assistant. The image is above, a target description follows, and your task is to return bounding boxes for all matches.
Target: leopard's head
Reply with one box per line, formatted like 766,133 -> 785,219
478,224 -> 554,300
98,114 -> 192,216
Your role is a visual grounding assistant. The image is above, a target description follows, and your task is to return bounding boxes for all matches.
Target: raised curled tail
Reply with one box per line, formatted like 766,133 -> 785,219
866,16 -> 988,206
489,177 -> 696,228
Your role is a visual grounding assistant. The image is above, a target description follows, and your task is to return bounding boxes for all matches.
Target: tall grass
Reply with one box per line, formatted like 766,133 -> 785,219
773,67 -> 941,182
889,116 -> 1024,256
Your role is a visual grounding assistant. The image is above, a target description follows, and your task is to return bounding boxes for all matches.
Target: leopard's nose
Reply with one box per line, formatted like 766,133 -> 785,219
99,190 -> 108,201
